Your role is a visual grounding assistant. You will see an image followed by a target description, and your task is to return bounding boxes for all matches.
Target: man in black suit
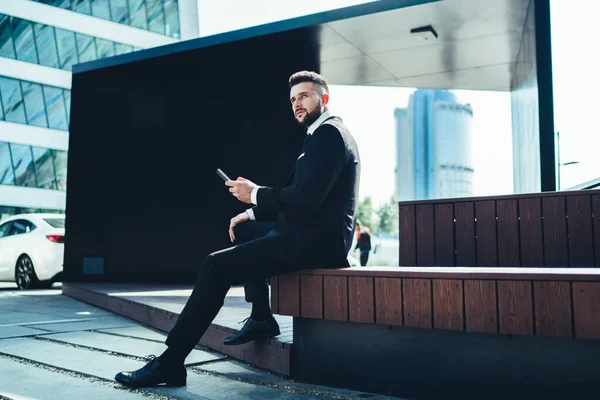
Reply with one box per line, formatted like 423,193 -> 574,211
115,70 -> 361,388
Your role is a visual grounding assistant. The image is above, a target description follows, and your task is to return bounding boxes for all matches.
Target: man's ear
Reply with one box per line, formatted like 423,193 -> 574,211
321,93 -> 330,106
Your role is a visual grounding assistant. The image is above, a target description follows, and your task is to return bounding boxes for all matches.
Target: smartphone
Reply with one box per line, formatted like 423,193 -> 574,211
216,168 -> 231,182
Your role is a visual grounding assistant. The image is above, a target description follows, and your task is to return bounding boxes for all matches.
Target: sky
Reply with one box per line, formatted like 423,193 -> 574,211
194,0 -> 599,206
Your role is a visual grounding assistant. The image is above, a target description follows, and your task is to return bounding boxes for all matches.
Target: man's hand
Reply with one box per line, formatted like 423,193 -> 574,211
229,211 -> 250,242
225,177 -> 257,204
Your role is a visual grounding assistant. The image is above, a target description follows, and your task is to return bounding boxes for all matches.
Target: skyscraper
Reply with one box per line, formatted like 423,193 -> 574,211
0,0 -> 199,219
395,89 -> 474,201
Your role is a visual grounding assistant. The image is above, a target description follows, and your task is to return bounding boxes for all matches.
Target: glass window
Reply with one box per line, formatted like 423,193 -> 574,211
21,81 -> 49,128
164,0 -> 180,38
75,32 -> 97,63
36,0 -> 71,9
111,0 -> 130,24
32,147 -> 58,189
0,142 -> 15,186
10,144 -> 37,187
44,218 -> 65,228
114,43 -> 133,55
55,28 -> 78,69
0,221 -> 12,237
129,0 -> 148,29
7,219 -> 36,236
95,37 -> 115,58
146,0 -> 166,34
0,14 -> 16,59
11,18 -> 39,64
53,150 -> 68,191
72,0 -> 92,14
43,86 -> 68,130
0,77 -> 27,124
551,0 -> 600,189
91,0 -> 112,20
33,23 -> 60,68
63,89 -> 71,121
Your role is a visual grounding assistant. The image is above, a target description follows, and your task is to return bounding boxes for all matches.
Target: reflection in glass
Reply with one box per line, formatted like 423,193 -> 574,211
0,77 -> 27,124
111,0 -> 130,24
164,0 -> 180,38
32,147 -> 58,189
63,89 -> 71,121
0,142 -> 16,185
91,0 -> 112,20
0,14 -> 16,59
21,81 -> 49,128
43,86 -> 68,130
129,0 -> 148,29
76,32 -> 97,63
11,18 -> 39,64
96,38 -> 116,58
33,23 -> 60,68
115,43 -> 133,55
72,0 -> 92,14
147,0 -> 166,34
10,144 -> 37,187
55,28 -> 78,69
53,150 -> 68,191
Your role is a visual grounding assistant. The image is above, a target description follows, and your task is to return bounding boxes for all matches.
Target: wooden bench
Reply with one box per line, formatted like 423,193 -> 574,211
271,267 -> 600,399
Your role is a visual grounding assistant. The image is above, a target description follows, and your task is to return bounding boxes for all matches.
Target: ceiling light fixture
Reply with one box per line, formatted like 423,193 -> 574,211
410,25 -> 438,41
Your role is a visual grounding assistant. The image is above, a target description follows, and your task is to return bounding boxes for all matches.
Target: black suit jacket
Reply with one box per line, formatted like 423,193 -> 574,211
250,116 -> 360,267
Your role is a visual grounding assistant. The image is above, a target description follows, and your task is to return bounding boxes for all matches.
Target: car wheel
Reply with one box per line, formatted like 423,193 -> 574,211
15,255 -> 40,290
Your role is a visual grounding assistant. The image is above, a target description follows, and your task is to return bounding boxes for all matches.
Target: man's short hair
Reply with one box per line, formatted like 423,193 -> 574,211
289,71 -> 329,95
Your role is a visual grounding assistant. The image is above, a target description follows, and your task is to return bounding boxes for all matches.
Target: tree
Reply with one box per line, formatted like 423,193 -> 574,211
356,196 -> 375,234
376,196 -> 399,236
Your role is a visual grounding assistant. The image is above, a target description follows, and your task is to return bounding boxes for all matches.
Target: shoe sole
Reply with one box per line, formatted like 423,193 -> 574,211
223,329 -> 281,346
116,378 -> 186,388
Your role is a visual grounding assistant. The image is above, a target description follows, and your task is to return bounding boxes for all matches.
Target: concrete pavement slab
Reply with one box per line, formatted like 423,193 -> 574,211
97,325 -> 168,342
0,338 -> 331,399
0,325 -> 48,339
28,316 -> 138,332
44,331 -> 224,365
0,357 -> 151,400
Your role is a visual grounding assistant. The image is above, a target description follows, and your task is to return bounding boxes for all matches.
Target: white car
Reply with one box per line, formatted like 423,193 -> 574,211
0,213 -> 65,290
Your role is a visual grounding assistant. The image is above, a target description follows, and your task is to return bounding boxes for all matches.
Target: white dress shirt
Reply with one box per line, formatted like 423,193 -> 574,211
245,110 -> 334,220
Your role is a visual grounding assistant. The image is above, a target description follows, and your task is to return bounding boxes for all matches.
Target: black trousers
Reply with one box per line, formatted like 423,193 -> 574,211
235,222 -> 275,304
360,251 -> 369,266
165,221 -> 298,357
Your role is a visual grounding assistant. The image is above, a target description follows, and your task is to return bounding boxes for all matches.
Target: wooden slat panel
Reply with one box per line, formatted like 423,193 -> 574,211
498,281 -> 533,335
573,282 -> 600,339
567,195 -> 594,267
375,278 -> 402,326
464,280 -> 497,333
323,276 -> 348,321
278,274 -> 300,316
403,279 -> 432,328
497,199 -> 519,266
270,276 -> 279,314
542,197 -> 568,267
594,195 -> 600,267
349,277 -> 374,323
455,202 -> 476,266
533,281 -> 572,338
300,275 -> 323,319
476,200 -> 497,266
399,205 -> 416,266
433,279 -> 464,331
519,198 -> 544,267
434,204 -> 455,266
416,205 -> 435,266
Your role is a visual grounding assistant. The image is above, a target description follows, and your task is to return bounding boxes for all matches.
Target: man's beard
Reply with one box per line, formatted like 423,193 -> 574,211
296,104 -> 322,128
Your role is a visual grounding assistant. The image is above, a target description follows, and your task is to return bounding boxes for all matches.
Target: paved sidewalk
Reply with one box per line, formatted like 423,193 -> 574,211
0,285 -> 400,400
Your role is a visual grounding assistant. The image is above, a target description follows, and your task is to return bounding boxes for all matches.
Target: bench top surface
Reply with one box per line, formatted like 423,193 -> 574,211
290,266 -> 600,281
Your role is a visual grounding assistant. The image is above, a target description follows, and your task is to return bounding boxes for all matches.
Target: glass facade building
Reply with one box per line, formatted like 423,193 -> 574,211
395,89 -> 474,201
0,0 -> 197,219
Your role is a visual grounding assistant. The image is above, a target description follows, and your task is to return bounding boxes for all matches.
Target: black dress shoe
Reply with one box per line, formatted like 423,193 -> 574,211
115,355 -> 186,388
224,316 -> 280,346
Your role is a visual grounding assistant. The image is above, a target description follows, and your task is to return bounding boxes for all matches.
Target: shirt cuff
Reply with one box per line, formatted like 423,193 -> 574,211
251,186 -> 261,205
246,208 -> 256,221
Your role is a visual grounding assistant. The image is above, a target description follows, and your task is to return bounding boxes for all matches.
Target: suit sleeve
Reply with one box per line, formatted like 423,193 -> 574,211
249,205 -> 278,222
256,125 -> 347,212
